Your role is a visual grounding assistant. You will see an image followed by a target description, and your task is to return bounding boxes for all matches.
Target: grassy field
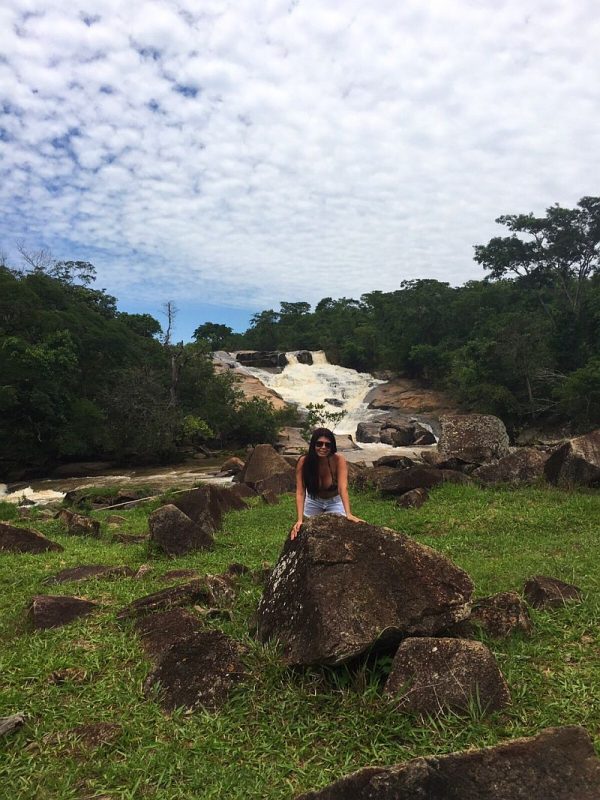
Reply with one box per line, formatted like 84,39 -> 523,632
1,483 -> 599,799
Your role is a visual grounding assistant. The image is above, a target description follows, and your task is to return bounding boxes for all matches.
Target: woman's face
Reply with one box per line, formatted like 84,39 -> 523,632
314,436 -> 333,458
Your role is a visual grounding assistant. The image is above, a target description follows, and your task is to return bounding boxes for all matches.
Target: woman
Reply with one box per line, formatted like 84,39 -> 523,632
290,427 -> 362,539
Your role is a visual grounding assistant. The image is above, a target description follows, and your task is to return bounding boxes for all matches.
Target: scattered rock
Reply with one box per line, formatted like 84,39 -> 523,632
252,563 -> 272,586
440,469 -> 474,484
219,456 -> 245,476
0,522 -> 63,554
473,448 -> 550,486
43,565 -> 135,584
48,668 -> 88,684
171,485 -> 248,530
134,608 -> 203,659
257,515 -> 473,665
28,595 -> 99,629
470,592 -> 533,637
355,422 -> 383,443
395,488 -> 429,509
377,466 -> 444,495
373,455 -> 416,469
253,471 -> 295,495
352,466 -> 399,491
438,414 -> 511,465
55,509 -> 101,538
544,430 -> 600,487
384,637 -> 510,714
205,574 -> 236,606
106,514 -> 126,524
295,726 -> 600,800
148,504 -> 213,556
413,430 -> 436,445
229,483 -> 258,500
144,630 -> 247,712
227,562 -> 251,576
237,444 -> 295,489
261,490 -> 280,505
0,713 -> 25,738
69,722 -> 122,749
161,569 -> 201,582
111,533 -> 149,544
116,580 -> 214,620
524,575 -> 583,609
134,563 -> 153,579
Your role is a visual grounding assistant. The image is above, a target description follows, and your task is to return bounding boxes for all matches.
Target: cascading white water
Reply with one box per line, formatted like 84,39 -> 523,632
238,350 -> 383,435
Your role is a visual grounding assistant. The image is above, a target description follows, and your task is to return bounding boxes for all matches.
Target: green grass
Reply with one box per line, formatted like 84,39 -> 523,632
1,484 -> 599,799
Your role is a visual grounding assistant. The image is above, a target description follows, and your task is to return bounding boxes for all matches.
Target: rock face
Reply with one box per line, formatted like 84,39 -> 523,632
524,575 -> 583,609
384,637 -> 510,714
0,522 -> 63,553
237,444 -> 295,491
295,726 -> 600,800
28,595 -> 98,629
470,592 -> 533,638
44,565 -> 134,584
257,515 -> 473,666
473,448 -> 549,486
438,414 -> 510,465
544,430 -> 600,487
149,504 -> 214,556
144,630 -> 247,712
56,509 -> 101,538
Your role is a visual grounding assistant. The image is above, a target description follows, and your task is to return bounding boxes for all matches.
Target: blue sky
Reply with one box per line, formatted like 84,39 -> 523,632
2,0 -> 600,341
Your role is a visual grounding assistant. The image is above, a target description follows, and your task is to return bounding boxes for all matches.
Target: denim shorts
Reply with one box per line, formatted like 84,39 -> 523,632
304,493 -> 346,517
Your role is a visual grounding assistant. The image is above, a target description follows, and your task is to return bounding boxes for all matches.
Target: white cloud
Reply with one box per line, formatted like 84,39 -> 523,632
1,0 -> 600,315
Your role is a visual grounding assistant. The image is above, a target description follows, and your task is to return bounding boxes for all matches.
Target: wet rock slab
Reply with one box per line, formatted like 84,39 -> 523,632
524,575 -> 583,609
144,630 -> 247,712
257,515 -> 473,665
383,637 -> 511,714
295,726 -> 600,800
0,522 -> 63,553
28,595 -> 99,629
44,565 -> 135,585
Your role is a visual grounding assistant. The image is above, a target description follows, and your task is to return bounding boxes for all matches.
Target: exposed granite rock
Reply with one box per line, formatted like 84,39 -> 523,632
0,522 -> 63,553
524,575 -> 583,609
149,504 -> 213,556
438,414 -> 510,465
473,448 -> 550,485
544,430 -> 600,487
28,595 -> 99,629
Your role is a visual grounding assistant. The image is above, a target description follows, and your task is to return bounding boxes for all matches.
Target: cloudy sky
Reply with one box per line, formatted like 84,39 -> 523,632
2,0 -> 599,339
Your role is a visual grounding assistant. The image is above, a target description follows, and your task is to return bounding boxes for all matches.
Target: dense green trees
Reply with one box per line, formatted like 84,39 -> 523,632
0,261 -> 285,475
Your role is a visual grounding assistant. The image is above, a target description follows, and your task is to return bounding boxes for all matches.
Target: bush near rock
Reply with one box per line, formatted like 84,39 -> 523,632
473,448 -> 550,486
295,726 -> 600,800
383,637 -> 511,714
438,414 -> 510,465
149,504 -> 214,556
524,575 -> 583,609
544,429 -> 600,487
28,595 -> 99,629
257,515 -> 473,666
144,630 -> 247,712
0,522 -> 63,553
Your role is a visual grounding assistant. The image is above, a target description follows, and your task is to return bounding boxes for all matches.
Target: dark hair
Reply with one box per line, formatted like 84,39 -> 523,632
302,428 -> 337,498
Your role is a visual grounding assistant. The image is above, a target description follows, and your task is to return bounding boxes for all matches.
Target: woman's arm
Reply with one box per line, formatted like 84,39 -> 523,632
290,456 -> 306,539
336,455 -> 362,523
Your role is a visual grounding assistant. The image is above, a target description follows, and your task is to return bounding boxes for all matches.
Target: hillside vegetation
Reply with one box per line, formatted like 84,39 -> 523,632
1,484 -> 598,798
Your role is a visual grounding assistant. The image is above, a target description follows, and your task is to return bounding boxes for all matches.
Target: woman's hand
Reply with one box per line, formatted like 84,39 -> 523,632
346,513 -> 364,523
290,520 -> 303,540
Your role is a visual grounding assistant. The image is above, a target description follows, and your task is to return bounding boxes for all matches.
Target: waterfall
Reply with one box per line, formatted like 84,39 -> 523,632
236,351 -> 383,436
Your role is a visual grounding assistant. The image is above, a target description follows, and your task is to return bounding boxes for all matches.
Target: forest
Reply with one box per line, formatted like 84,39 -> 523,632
1,197 -> 599,475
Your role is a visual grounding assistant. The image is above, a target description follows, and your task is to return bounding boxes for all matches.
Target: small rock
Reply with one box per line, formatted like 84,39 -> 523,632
134,564 -> 153,579
524,575 -> 583,609
144,630 -> 247,712
261,490 -> 280,505
28,595 -> 99,630
112,533 -> 148,544
470,592 -> 533,637
384,637 -> 511,714
56,509 -> 101,538
0,713 -> 25,738
0,522 -> 63,554
395,488 -> 429,509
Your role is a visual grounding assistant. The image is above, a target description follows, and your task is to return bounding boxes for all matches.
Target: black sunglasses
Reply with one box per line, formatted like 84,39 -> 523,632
315,440 -> 332,449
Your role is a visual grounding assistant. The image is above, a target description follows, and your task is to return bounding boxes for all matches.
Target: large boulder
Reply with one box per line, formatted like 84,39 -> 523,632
355,422 -> 382,443
473,448 -> 550,486
383,637 -> 511,714
144,630 -> 247,712
257,515 -> 473,666
237,444 -> 295,489
0,522 -> 63,553
544,430 -> 600,487
149,504 -> 213,556
438,414 -> 510,465
295,726 -> 600,800
169,485 -> 247,531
